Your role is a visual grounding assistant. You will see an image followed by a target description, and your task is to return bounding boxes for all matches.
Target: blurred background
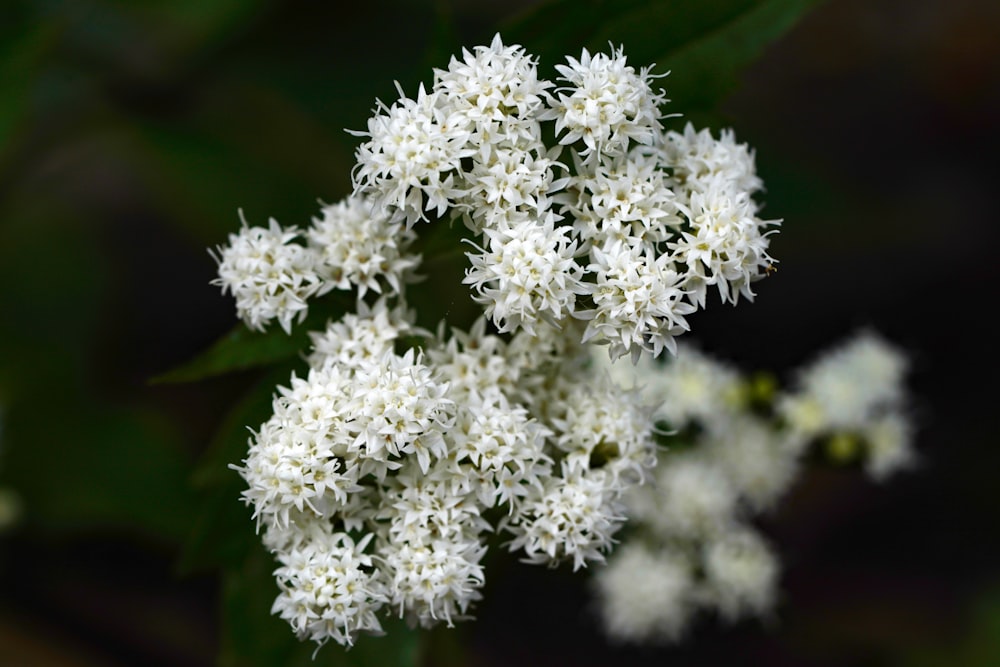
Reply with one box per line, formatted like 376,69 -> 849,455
0,0 -> 997,665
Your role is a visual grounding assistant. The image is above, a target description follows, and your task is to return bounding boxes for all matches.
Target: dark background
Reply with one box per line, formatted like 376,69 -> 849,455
0,0 -> 998,665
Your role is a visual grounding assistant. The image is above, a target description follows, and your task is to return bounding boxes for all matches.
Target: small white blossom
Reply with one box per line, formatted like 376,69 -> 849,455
433,33 -> 551,156
307,297 -> 421,370
864,412 -> 916,480
376,468 -> 489,627
592,341 -> 744,430
548,377 -> 658,486
448,391 -> 552,510
543,45 -> 667,160
464,211 -> 583,334
565,151 -> 682,248
380,533 -> 487,628
351,84 -> 474,226
662,123 -> 763,199
307,194 -> 420,296
672,175 -> 779,307
579,239 -> 695,361
348,349 -> 455,473
777,330 -> 915,479
427,317 -> 521,401
703,418 -> 800,514
505,466 -> 625,571
460,146 -> 564,230
271,531 -> 387,648
592,542 -> 695,644
702,528 -> 779,622
211,217 -> 325,333
233,364 -> 362,529
630,454 -> 738,540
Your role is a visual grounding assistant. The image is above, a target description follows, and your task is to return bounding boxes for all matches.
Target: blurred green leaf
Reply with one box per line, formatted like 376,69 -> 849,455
107,0 -> 266,49
651,0 -> 825,121
39,0 -> 268,78
118,78 -> 354,252
0,199 -> 106,392
177,368 -> 285,574
0,18 -> 54,159
2,402 -> 197,543
903,584 -> 1000,667
503,0 -> 824,124
151,324 -> 309,385
151,285 -> 355,385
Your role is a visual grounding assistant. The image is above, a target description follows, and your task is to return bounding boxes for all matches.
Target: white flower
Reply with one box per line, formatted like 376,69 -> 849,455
448,391 -> 552,511
592,541 -> 694,644
433,33 -> 551,155
662,123 -> 763,199
380,532 -> 487,628
307,194 -> 420,296
703,418 -> 801,513
211,216 -> 326,333
460,145 -> 564,230
307,297 -> 421,370
376,468 -> 489,627
348,349 -> 455,473
630,454 -> 737,540
672,175 -> 779,307
593,341 -> 744,430
504,465 -> 625,571
214,34 -> 816,651
579,239 -> 694,361
542,45 -> 666,160
702,528 -> 779,622
464,211 -> 583,334
864,413 -> 916,480
427,317 -> 521,401
351,84 -> 474,226
565,151 -> 682,248
548,377 -> 658,486
781,329 -> 910,432
233,364 -> 362,529
271,531 -> 387,648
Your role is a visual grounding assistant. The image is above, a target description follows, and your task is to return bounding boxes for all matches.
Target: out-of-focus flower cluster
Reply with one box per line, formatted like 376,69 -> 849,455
209,34 -> 912,651
590,331 -> 916,644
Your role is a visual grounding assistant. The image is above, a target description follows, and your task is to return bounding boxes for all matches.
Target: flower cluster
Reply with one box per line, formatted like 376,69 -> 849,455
208,33 -> 912,652
777,329 -> 916,479
234,301 -> 658,647
211,198 -> 421,333
589,331 -> 915,644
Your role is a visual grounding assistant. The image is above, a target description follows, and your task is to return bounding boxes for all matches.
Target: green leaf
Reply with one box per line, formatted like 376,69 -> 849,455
1,402 -> 198,543
150,323 -> 309,385
503,0 -> 825,123
0,16 -> 54,160
125,87 -> 352,248
650,0 -> 826,120
176,366 -> 290,574
220,545 -> 311,667
151,286 -> 354,385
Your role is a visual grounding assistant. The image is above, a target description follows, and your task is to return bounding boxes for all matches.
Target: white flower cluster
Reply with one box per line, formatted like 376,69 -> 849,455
208,34 -> 913,653
210,33 -> 785,651
778,329 -> 916,479
346,33 -> 778,362
211,197 -> 421,333
213,34 -> 777,358
233,300 -> 659,648
589,331 -> 915,644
